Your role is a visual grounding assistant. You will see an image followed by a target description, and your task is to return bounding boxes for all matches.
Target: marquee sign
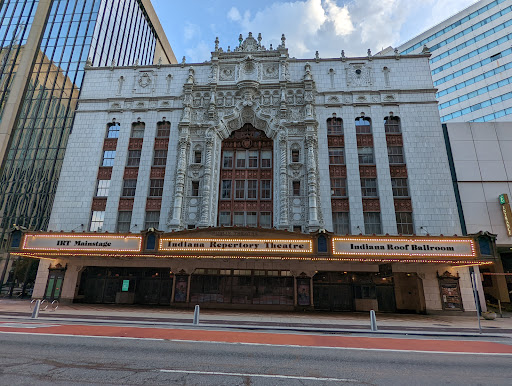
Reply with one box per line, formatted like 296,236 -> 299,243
332,237 -> 476,258
22,234 -> 142,252
159,238 -> 313,253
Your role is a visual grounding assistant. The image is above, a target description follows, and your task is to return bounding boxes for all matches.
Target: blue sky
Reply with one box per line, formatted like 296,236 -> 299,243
152,0 -> 478,63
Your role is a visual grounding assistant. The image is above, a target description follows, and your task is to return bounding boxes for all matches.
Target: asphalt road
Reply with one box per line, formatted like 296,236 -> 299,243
0,333 -> 511,385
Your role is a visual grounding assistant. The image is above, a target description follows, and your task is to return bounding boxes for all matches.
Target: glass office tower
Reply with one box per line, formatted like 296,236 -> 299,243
397,0 -> 512,123
0,0 -> 175,289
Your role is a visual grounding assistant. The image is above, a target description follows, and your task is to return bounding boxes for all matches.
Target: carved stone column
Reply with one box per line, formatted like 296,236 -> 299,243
199,132 -> 215,227
306,132 -> 320,230
168,136 -> 189,229
278,132 -> 289,229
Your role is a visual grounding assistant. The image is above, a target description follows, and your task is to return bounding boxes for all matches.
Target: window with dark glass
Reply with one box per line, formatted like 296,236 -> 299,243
194,151 -> 202,164
332,212 -> 350,234
153,150 -> 167,166
388,146 -> 404,164
364,212 -> 382,235
358,147 -> 374,164
361,178 -> 378,197
327,117 -> 343,135
235,180 -> 245,199
391,178 -> 409,197
106,122 -> 120,138
131,122 -> 145,138
221,180 -> 232,199
330,178 -> 347,197
122,179 -> 137,197
384,116 -> 401,133
127,150 -> 141,167
117,211 -> 132,233
223,151 -> 233,168
396,212 -> 414,235
191,181 -> 200,196
102,150 -> 116,166
144,211 -> 160,229
248,151 -> 258,168
291,149 -> 300,162
355,117 -> 372,134
247,180 -> 257,199
261,150 -> 272,168
149,179 -> 164,197
329,148 -> 344,164
236,151 -> 246,168
261,180 -> 271,199
157,121 -> 171,137
293,181 -> 301,196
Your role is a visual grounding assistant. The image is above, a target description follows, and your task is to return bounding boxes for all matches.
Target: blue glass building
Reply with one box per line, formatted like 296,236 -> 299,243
0,0 -> 175,289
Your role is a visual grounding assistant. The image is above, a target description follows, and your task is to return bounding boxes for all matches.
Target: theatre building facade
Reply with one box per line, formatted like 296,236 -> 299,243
25,34 -> 497,313
18,229 -> 495,312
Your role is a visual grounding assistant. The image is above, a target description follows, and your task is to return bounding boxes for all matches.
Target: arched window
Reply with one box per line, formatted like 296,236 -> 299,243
384,115 -> 401,133
131,121 -> 145,138
355,115 -> 372,134
327,117 -> 343,135
106,121 -> 120,138
156,120 -> 171,137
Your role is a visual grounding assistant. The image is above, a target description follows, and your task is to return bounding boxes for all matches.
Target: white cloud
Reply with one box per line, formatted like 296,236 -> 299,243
223,0 -> 478,59
227,7 -> 241,22
185,41 -> 211,63
183,22 -> 200,41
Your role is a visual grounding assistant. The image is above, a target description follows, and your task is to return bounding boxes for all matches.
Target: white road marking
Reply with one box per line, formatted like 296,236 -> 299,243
0,323 -> 60,328
158,369 -> 360,382
1,331 -> 511,356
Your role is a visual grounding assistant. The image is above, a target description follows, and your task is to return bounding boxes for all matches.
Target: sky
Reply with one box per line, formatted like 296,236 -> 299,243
151,0 -> 479,63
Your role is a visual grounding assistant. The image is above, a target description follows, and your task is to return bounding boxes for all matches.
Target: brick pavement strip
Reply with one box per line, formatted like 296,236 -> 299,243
0,323 -> 512,354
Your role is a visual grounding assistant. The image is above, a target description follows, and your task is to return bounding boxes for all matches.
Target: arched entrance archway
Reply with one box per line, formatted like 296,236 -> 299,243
218,124 -> 274,227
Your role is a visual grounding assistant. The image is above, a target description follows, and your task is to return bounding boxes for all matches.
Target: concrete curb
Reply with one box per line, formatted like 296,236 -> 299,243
1,314 -> 510,339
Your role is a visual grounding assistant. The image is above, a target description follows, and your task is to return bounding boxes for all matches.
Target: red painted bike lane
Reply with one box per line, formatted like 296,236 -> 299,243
1,322 -> 511,354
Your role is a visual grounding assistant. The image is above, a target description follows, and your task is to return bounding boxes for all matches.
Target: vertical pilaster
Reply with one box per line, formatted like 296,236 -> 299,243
278,132 -> 289,228
199,133 -> 214,226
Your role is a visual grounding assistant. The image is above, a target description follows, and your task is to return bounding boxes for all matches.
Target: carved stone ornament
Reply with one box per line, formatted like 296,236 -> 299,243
346,64 -> 372,87
262,63 -> 279,79
138,72 -> 152,88
219,65 -> 236,81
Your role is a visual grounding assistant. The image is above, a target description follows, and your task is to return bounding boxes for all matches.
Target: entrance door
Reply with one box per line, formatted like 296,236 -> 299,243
376,285 -> 396,312
44,269 -> 65,301
313,272 -> 354,311
136,278 -> 173,305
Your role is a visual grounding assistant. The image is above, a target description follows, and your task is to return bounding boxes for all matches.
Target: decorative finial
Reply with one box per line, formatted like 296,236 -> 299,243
315,51 -> 319,60
270,44 -> 273,50
181,56 -> 186,67
421,44 -> 430,54
85,57 -> 92,67
239,34 -> 243,46
134,58 -> 139,67
227,46 -> 231,52
257,33 -> 262,46
214,37 -> 219,51
367,48 -> 372,57
158,57 -> 162,66
341,50 -> 346,62
248,32 -> 253,38
281,34 -> 286,48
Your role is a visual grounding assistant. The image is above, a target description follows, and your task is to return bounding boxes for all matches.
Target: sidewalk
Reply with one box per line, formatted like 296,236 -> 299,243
1,299 -> 511,336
